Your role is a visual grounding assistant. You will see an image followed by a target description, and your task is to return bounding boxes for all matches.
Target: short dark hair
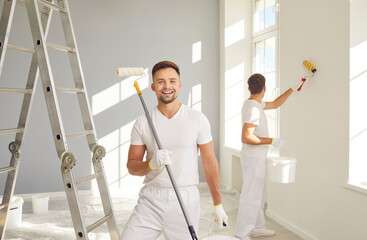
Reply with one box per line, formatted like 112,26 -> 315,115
152,60 -> 180,78
248,73 -> 265,94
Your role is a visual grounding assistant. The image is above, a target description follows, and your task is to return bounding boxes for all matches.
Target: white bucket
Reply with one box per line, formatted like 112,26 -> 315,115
267,156 -> 297,183
202,235 -> 238,240
5,197 -> 24,229
32,195 -> 49,214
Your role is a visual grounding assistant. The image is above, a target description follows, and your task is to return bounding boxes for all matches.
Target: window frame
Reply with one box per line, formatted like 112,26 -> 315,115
252,0 -> 280,148
252,0 -> 279,38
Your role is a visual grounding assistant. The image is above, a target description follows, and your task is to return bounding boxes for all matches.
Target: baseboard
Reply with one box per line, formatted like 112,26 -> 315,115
266,209 -> 319,240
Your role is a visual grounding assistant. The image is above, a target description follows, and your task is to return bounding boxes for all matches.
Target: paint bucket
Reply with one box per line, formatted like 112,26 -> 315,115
32,195 -> 49,214
267,145 -> 297,183
5,197 -> 24,229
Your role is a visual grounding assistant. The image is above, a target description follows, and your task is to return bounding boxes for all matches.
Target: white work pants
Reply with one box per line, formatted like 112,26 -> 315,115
121,184 -> 200,240
235,154 -> 267,239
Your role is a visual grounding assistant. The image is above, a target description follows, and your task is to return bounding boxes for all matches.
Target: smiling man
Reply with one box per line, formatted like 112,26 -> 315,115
121,61 -> 227,239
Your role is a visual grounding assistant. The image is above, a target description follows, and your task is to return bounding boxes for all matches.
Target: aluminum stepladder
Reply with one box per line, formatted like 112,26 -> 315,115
0,0 -> 120,239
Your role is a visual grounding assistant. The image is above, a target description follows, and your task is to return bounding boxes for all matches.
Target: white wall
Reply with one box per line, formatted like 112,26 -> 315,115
220,0 -> 367,239
266,0 -> 367,239
219,0 -> 252,190
0,0 -> 220,194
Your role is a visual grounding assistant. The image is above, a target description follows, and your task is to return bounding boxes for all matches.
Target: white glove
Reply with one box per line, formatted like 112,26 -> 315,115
271,138 -> 285,148
214,203 -> 228,228
149,149 -> 172,170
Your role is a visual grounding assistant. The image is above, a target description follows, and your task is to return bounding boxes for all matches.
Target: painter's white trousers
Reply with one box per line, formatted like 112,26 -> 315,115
235,154 -> 267,239
121,184 -> 200,240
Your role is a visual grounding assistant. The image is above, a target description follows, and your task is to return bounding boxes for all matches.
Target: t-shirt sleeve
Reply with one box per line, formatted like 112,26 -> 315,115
197,113 -> 213,145
244,106 -> 260,126
130,118 -> 145,145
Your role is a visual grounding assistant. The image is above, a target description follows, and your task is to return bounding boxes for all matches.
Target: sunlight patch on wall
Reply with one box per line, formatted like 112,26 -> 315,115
349,40 -> 367,185
92,69 -> 149,116
92,83 -> 119,116
120,70 -> 149,102
350,40 -> 367,79
192,41 -> 202,63
225,19 -> 245,48
92,120 -> 136,191
224,63 -> 245,150
192,84 -> 202,112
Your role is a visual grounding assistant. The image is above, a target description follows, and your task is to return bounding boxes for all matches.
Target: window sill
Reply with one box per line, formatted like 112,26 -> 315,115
343,182 -> 367,195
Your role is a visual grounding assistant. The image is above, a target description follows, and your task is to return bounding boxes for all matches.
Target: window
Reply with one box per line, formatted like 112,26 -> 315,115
252,0 -> 279,143
253,0 -> 277,34
348,0 -> 367,192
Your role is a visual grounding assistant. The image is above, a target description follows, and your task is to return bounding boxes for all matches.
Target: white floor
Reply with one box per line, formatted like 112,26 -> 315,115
4,182 -> 302,240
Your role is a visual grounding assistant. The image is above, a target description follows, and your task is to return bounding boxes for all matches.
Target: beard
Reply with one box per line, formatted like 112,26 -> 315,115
159,94 -> 178,104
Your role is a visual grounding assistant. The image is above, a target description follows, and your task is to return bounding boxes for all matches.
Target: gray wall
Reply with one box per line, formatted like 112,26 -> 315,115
0,0 -> 219,194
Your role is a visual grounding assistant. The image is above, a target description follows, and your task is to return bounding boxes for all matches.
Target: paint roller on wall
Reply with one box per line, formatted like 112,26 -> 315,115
296,60 -> 317,91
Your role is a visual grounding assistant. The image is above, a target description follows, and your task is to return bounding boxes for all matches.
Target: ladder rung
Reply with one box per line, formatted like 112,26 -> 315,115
16,0 -> 50,15
7,44 -> 35,54
0,166 -> 15,174
75,172 -> 102,186
0,88 -> 33,94
65,130 -> 94,138
87,213 -> 112,233
37,0 -> 66,12
0,128 -> 24,135
56,87 -> 84,93
47,42 -> 75,53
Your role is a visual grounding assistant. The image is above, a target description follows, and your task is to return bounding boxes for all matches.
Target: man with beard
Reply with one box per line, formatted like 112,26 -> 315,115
121,60 -> 227,239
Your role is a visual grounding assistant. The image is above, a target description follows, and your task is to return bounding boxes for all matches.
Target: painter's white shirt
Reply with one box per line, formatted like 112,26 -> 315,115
130,104 -> 213,188
241,99 -> 269,157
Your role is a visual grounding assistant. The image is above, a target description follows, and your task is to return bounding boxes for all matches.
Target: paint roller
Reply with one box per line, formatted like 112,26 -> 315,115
116,67 -> 198,240
296,60 -> 317,91
116,67 -> 145,77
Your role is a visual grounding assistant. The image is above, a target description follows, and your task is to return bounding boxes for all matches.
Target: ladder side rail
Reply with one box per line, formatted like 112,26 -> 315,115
0,7 -> 54,240
59,2 -> 120,238
0,0 -> 17,76
15,7 -> 54,146
0,1 -> 19,238
25,1 -> 89,239
61,166 -> 89,240
25,0 -> 67,158
0,154 -> 20,240
93,162 -> 120,239
58,0 -> 97,151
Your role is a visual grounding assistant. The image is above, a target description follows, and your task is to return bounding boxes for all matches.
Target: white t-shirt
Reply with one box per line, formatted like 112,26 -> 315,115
241,99 -> 269,157
130,104 -> 213,188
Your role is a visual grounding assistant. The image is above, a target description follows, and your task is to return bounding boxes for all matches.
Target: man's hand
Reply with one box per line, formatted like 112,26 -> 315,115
149,149 -> 172,169
214,203 -> 228,228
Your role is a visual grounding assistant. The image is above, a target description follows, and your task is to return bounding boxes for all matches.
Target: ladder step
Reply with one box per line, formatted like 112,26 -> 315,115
87,213 -> 112,233
47,42 -> 75,53
75,172 -> 102,186
0,128 -> 24,135
65,130 -> 93,139
37,0 -> 66,12
16,0 -> 50,15
0,203 -> 7,210
0,166 -> 15,174
56,87 -> 84,93
0,88 -> 33,94
7,44 -> 35,54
